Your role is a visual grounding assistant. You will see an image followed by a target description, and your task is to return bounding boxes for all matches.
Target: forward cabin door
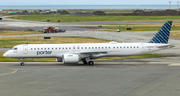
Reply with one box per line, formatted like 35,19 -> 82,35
141,43 -> 145,52
23,45 -> 28,54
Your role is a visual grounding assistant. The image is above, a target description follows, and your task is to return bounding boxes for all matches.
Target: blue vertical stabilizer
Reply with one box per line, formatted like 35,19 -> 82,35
148,21 -> 172,44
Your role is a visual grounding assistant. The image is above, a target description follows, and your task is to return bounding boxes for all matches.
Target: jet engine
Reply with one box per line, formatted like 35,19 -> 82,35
62,54 -> 80,64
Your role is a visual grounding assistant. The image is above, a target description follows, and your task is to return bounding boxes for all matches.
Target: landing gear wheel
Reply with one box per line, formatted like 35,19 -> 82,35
88,61 -> 94,66
21,62 -> 24,66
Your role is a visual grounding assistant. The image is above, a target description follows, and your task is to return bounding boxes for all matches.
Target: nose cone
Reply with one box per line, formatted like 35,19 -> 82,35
3,52 -> 8,57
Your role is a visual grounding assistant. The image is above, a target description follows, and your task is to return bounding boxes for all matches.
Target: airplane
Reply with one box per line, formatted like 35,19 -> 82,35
3,21 -> 174,66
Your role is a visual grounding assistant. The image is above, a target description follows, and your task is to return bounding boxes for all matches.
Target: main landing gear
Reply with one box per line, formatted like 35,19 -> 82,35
19,58 -> 25,66
88,61 -> 94,66
83,61 -> 94,66
82,58 -> 94,66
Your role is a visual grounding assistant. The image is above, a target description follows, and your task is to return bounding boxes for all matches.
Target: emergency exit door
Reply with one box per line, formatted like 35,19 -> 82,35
141,43 -> 145,52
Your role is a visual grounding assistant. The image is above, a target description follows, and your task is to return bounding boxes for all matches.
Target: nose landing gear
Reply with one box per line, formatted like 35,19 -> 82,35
21,62 -> 24,66
19,58 -> 25,66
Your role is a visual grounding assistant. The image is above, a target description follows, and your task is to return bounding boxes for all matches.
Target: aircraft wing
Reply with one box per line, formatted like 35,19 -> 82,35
80,50 -> 121,54
80,51 -> 107,54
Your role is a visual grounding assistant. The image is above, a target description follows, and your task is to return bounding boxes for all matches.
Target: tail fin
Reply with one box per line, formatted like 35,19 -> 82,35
148,21 -> 172,44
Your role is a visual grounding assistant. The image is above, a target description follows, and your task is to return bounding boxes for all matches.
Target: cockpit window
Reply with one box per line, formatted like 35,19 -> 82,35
11,47 -> 17,50
14,48 -> 18,50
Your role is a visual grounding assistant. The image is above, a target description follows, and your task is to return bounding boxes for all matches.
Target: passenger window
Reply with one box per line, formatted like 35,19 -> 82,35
52,48 -> 54,50
137,46 -> 139,48
85,47 -> 87,49
95,47 -> 97,49
34,48 -> 36,50
81,47 -> 83,49
62,47 -> 64,49
124,47 -> 125,48
109,47 -> 110,49
89,47 -> 90,49
66,47 -> 67,49
31,48 -> 33,50
41,48 -> 43,50
69,47 -> 71,49
113,47 -> 115,49
92,47 -> 94,49
117,47 -> 118,48
45,48 -> 46,50
99,47 -> 100,49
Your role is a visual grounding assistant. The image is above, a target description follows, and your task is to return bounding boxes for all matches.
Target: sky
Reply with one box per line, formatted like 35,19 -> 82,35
0,0 -> 180,5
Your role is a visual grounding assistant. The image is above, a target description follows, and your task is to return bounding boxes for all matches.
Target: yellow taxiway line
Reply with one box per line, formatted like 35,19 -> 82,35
0,67 -> 17,77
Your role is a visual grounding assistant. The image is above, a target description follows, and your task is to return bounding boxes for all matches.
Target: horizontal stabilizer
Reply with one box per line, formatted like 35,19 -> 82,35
157,44 -> 175,49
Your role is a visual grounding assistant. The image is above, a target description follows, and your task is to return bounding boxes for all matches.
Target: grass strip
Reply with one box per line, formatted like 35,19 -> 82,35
94,54 -> 166,61
9,14 -> 180,22
170,32 -> 180,37
97,26 -> 180,32
0,31 -> 42,36
0,37 -> 111,48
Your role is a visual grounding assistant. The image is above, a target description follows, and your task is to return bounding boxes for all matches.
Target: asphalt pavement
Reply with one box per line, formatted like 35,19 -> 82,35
1,62 -> 180,96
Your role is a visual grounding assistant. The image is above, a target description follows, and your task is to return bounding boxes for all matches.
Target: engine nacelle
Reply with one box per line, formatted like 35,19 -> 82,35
63,54 -> 80,64
56,58 -> 62,62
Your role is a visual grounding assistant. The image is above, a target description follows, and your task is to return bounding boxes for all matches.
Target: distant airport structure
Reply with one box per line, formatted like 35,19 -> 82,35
0,9 -> 69,14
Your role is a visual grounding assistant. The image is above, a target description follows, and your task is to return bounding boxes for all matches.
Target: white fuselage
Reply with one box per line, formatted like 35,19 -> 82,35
3,42 -> 168,60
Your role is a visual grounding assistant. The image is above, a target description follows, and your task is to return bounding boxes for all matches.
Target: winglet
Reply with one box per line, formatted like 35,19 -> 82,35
148,21 -> 172,44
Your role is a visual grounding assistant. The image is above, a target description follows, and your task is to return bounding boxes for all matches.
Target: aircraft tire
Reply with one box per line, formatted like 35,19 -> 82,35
21,62 -> 24,66
88,61 -> 94,66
